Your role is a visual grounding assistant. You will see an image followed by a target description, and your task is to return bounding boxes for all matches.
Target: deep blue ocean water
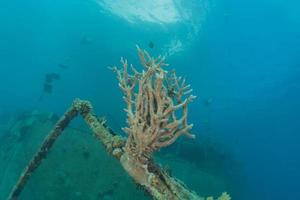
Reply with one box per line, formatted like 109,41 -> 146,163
0,0 -> 299,199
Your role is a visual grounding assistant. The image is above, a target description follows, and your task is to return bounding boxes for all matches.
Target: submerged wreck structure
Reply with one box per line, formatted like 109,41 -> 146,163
8,47 -> 230,200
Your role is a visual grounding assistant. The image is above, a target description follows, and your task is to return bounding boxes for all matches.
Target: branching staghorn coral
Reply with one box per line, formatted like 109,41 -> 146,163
111,46 -> 196,163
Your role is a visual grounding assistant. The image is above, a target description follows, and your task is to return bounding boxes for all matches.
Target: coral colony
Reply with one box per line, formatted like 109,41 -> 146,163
8,47 -> 230,200
111,46 -> 196,163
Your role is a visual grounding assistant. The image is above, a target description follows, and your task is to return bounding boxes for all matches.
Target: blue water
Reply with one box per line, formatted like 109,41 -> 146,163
0,0 -> 299,199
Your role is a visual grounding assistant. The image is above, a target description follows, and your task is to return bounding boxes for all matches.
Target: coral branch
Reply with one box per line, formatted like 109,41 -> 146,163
111,46 -> 196,161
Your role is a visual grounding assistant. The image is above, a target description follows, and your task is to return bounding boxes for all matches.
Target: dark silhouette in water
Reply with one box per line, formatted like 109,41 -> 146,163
45,73 -> 60,83
148,41 -> 154,49
43,83 -> 53,94
82,150 -> 90,160
39,73 -> 61,101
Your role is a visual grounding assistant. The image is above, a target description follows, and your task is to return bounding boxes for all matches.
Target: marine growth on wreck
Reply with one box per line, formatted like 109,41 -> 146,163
7,47 -> 230,200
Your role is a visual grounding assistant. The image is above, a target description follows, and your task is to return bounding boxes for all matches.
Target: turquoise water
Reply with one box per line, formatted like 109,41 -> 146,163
0,0 -> 299,199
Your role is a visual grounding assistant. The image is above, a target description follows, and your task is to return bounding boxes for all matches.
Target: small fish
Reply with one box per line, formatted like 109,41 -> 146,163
39,73 -> 61,101
148,41 -> 154,49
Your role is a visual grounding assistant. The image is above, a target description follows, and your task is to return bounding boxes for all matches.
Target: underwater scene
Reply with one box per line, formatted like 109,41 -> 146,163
0,0 -> 299,199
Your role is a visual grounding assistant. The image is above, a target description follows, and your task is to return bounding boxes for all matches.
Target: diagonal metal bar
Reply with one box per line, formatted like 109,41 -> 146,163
7,99 -> 211,200
7,105 -> 78,200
